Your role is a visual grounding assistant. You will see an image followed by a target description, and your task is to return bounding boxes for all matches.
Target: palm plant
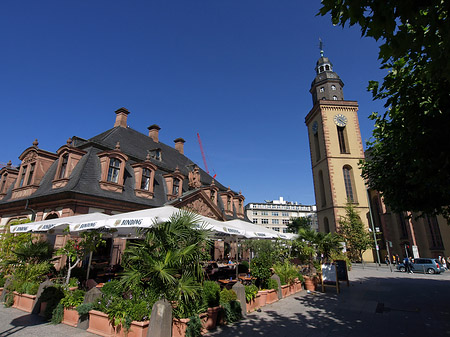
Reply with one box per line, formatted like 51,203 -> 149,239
120,209 -> 211,316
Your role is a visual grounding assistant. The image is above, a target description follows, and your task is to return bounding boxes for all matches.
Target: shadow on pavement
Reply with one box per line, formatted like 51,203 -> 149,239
0,312 -> 47,337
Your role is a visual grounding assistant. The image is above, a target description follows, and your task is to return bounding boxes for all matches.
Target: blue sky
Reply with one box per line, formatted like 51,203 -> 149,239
0,1 -> 386,205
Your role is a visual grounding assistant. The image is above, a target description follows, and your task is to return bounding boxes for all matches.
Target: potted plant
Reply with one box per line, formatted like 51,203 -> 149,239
244,284 -> 259,312
266,279 -> 279,304
39,285 -> 65,320
60,289 -> 86,327
202,281 -> 221,330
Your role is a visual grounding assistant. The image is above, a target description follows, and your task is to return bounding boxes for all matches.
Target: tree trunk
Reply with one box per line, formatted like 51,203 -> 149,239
65,258 -> 81,285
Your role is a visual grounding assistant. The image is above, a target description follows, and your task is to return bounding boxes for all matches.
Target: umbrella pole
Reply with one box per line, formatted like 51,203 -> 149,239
235,236 -> 239,280
86,251 -> 93,281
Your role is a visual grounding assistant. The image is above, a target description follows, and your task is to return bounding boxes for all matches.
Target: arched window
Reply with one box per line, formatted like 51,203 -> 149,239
331,85 -> 336,90
314,132 -> 321,161
333,95 -> 338,100
319,170 -> 326,207
325,65 -> 330,71
45,213 -> 59,220
19,166 -> 27,187
343,165 -> 356,203
107,158 -> 121,183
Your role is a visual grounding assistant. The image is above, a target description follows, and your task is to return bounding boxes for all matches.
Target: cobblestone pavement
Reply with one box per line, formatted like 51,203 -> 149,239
206,263 -> 450,337
1,264 -> 449,337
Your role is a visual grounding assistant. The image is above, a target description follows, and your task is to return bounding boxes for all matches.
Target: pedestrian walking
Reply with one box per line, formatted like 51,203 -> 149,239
403,257 -> 412,273
396,254 -> 400,265
392,255 -> 397,265
385,254 -> 390,265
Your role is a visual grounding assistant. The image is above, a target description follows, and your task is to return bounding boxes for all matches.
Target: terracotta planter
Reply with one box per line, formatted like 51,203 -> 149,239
205,306 -> 220,330
246,297 -> 257,313
172,313 -> 208,337
69,286 -> 78,291
258,290 -> 268,307
12,292 -> 37,313
115,320 -> 150,337
62,308 -> 80,327
294,281 -> 303,293
288,284 -> 295,295
87,310 -> 115,337
304,276 -> 317,291
266,289 -> 278,304
281,285 -> 289,298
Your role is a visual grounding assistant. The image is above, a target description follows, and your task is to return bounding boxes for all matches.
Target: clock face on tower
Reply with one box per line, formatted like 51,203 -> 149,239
333,114 -> 347,127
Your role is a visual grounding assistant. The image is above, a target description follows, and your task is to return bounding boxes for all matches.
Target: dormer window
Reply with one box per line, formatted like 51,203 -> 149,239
59,154 -> 68,179
52,139 -> 86,189
19,166 -> 27,187
211,189 -> 215,201
0,174 -> 6,192
0,162 -> 19,199
173,178 -> 180,195
97,143 -> 128,193
107,158 -> 121,183
149,149 -> 162,161
27,164 -> 35,185
12,140 -> 58,199
227,196 -> 231,210
132,159 -> 157,199
141,168 -> 151,190
163,168 -> 184,201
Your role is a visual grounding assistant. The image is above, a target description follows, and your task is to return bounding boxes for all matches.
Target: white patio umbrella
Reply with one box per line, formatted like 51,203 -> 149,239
225,219 -> 281,239
9,212 -> 111,235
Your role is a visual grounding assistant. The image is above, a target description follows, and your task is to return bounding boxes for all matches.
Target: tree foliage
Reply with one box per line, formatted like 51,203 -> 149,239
287,216 -> 311,233
320,0 -> 450,219
337,203 -> 373,262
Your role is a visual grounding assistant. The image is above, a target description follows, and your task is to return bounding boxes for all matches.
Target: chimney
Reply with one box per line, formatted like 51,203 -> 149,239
174,138 -> 185,155
148,124 -> 161,142
114,107 -> 130,128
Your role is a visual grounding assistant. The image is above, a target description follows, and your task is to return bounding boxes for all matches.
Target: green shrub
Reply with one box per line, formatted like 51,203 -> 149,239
186,315 -> 203,337
267,278 -> 279,291
202,281 -> 220,308
60,289 -> 85,309
67,277 -> 79,288
101,279 -> 123,298
272,261 -> 300,285
0,274 -> 5,287
219,288 -> 237,305
244,284 -> 258,302
222,300 -> 242,323
76,302 -> 94,317
250,255 -> 272,289
105,298 -> 153,331
51,302 -> 64,324
4,292 -> 14,307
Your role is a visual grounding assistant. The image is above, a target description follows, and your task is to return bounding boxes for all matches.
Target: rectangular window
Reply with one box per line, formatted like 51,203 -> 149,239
343,167 -> 354,203
272,212 -> 278,216
253,211 -> 258,215
261,219 -> 268,224
19,166 -> 27,187
272,219 -> 279,224
107,158 -> 121,183
252,219 -> 258,224
173,178 -> 180,195
0,174 -> 6,192
282,228 -> 288,233
282,219 -> 290,225
272,227 -> 280,232
426,216 -> 444,249
261,211 -> 268,216
26,163 -> 35,185
141,168 -> 151,190
282,212 -> 289,217
337,126 -> 348,153
59,155 -> 68,179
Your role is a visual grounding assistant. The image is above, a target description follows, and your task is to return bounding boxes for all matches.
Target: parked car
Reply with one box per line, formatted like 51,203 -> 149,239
396,258 -> 444,274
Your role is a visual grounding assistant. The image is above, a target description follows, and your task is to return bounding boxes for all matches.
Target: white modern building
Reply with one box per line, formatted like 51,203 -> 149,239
245,197 -> 317,233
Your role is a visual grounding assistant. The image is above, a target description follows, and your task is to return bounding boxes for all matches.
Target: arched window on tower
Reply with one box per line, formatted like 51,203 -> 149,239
343,165 -> 357,203
314,132 -> 321,161
319,170 -> 326,207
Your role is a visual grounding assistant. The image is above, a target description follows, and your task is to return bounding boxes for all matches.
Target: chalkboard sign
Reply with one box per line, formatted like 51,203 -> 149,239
321,263 -> 337,283
334,260 -> 350,286
321,263 -> 339,294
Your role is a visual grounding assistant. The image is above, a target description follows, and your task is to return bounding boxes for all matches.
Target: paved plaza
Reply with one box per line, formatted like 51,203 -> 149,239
1,264 -> 450,337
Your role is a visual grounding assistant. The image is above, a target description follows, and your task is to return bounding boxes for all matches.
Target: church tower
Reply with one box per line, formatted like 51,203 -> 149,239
305,46 -> 371,246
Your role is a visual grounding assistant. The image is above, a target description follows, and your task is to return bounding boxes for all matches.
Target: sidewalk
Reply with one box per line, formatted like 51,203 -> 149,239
0,306 -> 95,337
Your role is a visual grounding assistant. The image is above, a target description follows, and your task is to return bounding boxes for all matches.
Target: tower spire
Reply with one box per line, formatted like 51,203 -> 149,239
319,38 -> 324,57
